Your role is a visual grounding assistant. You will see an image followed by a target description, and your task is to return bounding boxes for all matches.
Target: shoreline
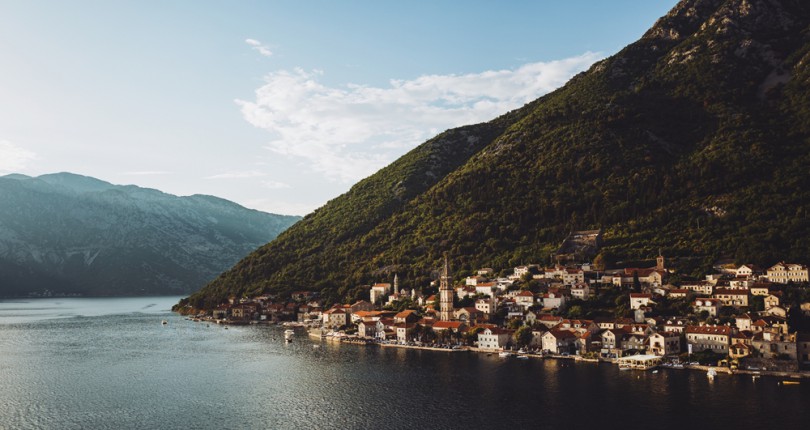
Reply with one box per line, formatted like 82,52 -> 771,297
194,318 -> 810,380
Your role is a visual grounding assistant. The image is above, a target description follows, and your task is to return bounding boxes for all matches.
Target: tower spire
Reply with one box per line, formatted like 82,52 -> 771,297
439,253 -> 453,321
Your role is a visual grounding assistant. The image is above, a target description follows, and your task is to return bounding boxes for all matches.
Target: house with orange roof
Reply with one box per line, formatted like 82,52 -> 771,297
358,318 -> 385,339
541,329 -> 578,355
432,320 -> 467,335
514,290 -> 535,308
474,282 -> 498,297
394,309 -> 419,324
351,310 -> 381,323
729,341 -> 752,360
322,307 -> 349,328
394,322 -> 416,344
454,307 -> 484,325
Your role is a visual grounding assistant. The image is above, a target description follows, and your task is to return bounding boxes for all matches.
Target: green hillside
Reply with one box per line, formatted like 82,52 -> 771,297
180,0 -> 810,309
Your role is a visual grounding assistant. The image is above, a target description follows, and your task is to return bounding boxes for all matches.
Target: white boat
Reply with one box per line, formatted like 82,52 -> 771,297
707,368 -> 717,380
516,355 -> 529,360
284,329 -> 295,342
498,352 -> 514,358
161,320 -> 168,325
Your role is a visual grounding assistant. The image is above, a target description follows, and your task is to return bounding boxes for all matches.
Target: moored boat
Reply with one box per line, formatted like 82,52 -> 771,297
284,329 -> 295,342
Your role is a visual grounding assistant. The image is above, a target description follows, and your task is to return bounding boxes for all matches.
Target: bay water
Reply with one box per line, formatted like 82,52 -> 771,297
0,297 -> 808,429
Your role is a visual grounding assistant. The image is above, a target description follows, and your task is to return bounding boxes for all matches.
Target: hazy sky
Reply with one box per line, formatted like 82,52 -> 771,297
0,1 -> 675,215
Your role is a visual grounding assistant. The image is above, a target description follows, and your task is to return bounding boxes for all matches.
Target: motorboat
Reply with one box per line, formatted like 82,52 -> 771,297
284,329 -> 295,342
707,368 -> 717,380
161,320 -> 168,325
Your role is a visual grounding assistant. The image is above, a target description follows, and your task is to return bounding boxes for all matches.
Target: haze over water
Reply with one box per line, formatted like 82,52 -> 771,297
0,297 -> 807,429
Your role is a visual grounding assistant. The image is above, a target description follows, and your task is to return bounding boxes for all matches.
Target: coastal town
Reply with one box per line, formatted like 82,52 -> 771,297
189,232 -> 810,378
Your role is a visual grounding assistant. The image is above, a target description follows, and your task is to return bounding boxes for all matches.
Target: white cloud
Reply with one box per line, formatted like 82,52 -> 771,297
123,171 -> 171,176
245,38 -> 273,57
236,52 -> 602,182
206,170 -> 267,179
261,180 -> 290,189
0,140 -> 36,173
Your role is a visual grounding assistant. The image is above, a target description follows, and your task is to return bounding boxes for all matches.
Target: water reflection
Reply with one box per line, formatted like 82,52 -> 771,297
0,298 -> 808,429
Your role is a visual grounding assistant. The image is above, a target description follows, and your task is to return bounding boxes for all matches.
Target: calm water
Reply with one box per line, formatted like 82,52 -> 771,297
0,297 -> 808,429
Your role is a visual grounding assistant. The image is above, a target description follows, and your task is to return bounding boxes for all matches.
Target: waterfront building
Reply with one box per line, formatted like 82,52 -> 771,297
322,307 -> 349,328
751,330 -> 798,361
648,332 -> 681,356
685,325 -> 732,355
541,329 -> 578,355
477,327 -> 512,351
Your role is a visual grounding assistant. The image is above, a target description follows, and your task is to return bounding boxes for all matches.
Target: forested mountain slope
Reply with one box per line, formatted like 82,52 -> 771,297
182,0 -> 810,309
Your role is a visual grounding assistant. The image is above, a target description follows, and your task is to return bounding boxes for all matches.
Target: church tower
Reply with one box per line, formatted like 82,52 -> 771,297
656,249 -> 665,271
439,255 -> 454,321
393,273 -> 399,295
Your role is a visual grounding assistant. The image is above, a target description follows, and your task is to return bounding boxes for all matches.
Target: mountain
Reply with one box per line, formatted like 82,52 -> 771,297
0,173 -> 300,296
180,0 -> 810,310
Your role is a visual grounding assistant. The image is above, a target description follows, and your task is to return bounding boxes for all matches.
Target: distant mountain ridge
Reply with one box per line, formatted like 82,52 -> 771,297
181,0 -> 810,309
0,172 -> 300,296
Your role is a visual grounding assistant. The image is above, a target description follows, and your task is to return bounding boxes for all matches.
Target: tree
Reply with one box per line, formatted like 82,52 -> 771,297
507,319 -> 523,330
567,305 -> 583,319
632,271 -> 641,293
514,326 -> 534,348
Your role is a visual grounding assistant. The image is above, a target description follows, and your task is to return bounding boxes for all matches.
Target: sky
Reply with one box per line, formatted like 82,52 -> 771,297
0,1 -> 676,216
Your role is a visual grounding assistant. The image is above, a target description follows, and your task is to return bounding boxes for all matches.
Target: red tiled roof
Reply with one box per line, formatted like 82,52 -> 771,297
686,325 -> 731,335
433,321 -> 464,329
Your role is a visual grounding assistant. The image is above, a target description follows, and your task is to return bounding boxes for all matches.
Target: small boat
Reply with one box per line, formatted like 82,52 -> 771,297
516,355 -> 529,360
284,329 -> 295,342
781,380 -> 800,385
707,368 -> 717,380
161,320 -> 168,325
651,370 -> 659,374
498,352 -> 514,358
